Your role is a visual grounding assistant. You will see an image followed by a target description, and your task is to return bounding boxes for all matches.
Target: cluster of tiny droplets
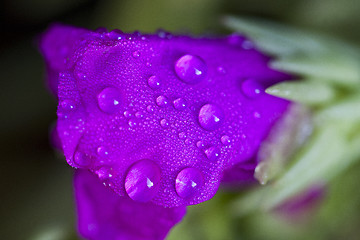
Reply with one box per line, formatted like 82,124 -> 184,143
54,28 -> 289,207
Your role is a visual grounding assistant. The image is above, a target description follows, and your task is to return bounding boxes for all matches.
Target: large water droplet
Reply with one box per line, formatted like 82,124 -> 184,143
241,79 -> 264,98
97,87 -> 122,114
198,104 -> 224,131
156,95 -> 169,107
175,168 -> 203,198
73,151 -> 92,167
175,54 -> 207,84
147,75 -> 161,89
173,98 -> 186,111
204,146 -> 221,161
125,160 -> 161,202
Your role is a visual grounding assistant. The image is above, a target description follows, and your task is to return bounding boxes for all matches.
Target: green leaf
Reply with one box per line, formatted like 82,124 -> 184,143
266,80 -> 337,105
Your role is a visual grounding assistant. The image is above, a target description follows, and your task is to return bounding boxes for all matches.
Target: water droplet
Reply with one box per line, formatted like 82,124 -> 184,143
58,100 -> 76,118
156,95 -> 169,107
128,119 -> 137,127
175,168 -> 203,198
196,140 -> 205,149
242,40 -> 254,49
147,75 -> 161,89
60,99 -> 76,111
184,139 -> 191,145
73,151 -> 92,167
125,160 -> 161,202
227,33 -> 246,45
160,119 -> 169,128
198,104 -> 224,131
108,29 -> 123,40
217,66 -> 227,75
173,98 -> 186,111
124,111 -> 132,118
97,146 -> 109,158
204,146 -> 221,161
132,51 -> 140,58
178,132 -> 186,139
97,87 -> 122,114
96,167 -> 112,180
175,54 -> 207,84
241,79 -> 264,98
146,105 -> 154,113
221,135 -> 231,145
135,111 -> 144,118
254,112 -> 261,119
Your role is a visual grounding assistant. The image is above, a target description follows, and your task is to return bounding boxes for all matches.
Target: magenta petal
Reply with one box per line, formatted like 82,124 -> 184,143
41,24 -> 292,207
74,170 -> 186,240
39,24 -> 88,95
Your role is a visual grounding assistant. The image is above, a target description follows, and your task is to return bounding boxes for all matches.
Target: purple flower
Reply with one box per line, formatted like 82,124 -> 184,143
40,24 -> 292,239
74,169 -> 186,240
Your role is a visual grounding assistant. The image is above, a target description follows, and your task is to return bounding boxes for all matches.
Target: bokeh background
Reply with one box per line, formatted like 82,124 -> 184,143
1,0 -> 360,239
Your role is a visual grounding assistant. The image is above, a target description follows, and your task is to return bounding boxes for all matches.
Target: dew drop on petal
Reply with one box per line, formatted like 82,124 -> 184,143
175,168 -> 203,198
160,118 -> 169,128
146,105 -> 154,113
132,50 -> 140,58
241,79 -> 264,98
97,146 -> 109,157
216,66 -> 227,75
175,54 -> 207,84
128,119 -> 137,127
97,87 -> 122,114
156,95 -> 169,107
196,140 -> 205,149
147,75 -> 161,89
96,167 -> 112,180
135,111 -> 144,118
173,98 -> 186,111
178,132 -> 186,139
204,146 -> 221,161
60,99 -> 76,111
221,135 -> 231,145
124,111 -> 132,118
73,151 -> 92,167
198,104 -> 224,131
125,160 -> 161,202
58,100 -> 76,118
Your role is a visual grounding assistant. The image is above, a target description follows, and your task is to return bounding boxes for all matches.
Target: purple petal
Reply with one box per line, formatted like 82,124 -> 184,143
41,25 -> 292,207
274,184 -> 326,222
74,170 -> 186,240
39,24 -> 89,95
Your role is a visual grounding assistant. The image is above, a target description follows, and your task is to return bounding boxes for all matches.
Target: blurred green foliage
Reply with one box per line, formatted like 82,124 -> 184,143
1,0 -> 360,239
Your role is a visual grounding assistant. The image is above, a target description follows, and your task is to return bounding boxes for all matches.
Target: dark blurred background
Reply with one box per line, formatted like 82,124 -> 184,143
1,0 -> 360,239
